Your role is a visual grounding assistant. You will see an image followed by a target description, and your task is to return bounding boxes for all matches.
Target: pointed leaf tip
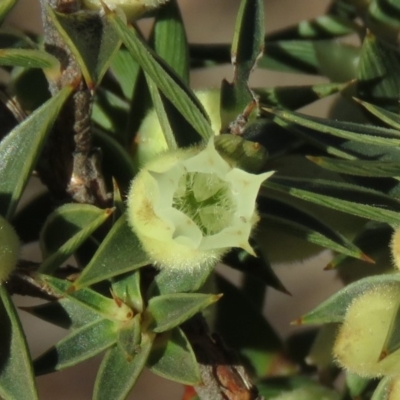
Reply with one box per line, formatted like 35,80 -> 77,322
290,317 -> 303,326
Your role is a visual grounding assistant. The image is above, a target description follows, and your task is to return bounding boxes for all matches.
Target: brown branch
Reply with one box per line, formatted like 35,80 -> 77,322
183,315 -> 263,400
37,0 -> 110,207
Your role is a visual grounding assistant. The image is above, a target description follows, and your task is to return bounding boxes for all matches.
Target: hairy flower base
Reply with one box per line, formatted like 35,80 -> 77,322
127,139 -> 273,270
333,284 -> 400,377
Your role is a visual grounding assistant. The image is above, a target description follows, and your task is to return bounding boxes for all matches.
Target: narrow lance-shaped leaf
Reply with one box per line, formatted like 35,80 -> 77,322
0,85 -> 72,219
39,204 -> 114,273
357,32 -> 400,109
93,333 -> 154,400
264,107 -> 400,147
146,76 -> 178,150
106,10 -> 213,142
112,270 -> 144,313
255,81 -> 348,111
308,156 -> 400,177
148,264 -> 214,297
152,0 -> 189,83
21,297 -> 100,330
0,286 -> 38,400
221,0 -> 264,130
36,274 -> 133,322
263,176 -> 400,226
0,48 -> 60,70
34,318 -> 117,375
109,47 -> 141,100
74,215 -> 150,288
190,41 -> 319,74
266,14 -> 359,40
356,98 -> 400,131
146,293 -> 222,333
258,196 -> 369,261
371,376 -> 400,400
148,328 -> 201,385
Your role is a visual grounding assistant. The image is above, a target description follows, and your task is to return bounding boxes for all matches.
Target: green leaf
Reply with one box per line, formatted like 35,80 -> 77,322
220,0 -> 264,130
357,32 -> 400,109
21,297 -> 100,330
263,176 -> 400,226
371,376 -> 397,400
47,6 -> 121,87
112,270 -> 143,313
265,108 -> 400,147
146,77 -> 178,150
232,0 -> 264,80
0,48 -> 60,70
258,196 -> 369,261
0,0 -> 17,23
148,328 -> 201,385
298,274 -> 400,325
109,47 -> 141,100
190,41 -> 320,74
34,318 -> 117,375
0,85 -> 72,219
259,40 -> 318,74
282,117 -> 400,163
152,0 -> 189,83
146,293 -> 221,333
107,11 -> 213,143
0,286 -> 38,400
356,98 -> 400,131
36,274 -> 133,322
117,314 -> 141,359
74,215 -> 150,288
267,15 -> 359,40
149,265 -> 214,296
255,82 -> 348,111
308,156 -> 400,177
346,372 -> 370,398
93,334 -> 154,400
39,204 -> 113,273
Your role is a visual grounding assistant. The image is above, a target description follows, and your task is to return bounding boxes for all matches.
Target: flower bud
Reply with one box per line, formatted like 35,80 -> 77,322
0,215 -> 20,282
82,0 -> 169,21
333,283 -> 400,377
127,139 -> 273,270
133,89 -> 221,168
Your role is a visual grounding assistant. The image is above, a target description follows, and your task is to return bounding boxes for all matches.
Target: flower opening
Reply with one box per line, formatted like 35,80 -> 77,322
127,139 -> 273,271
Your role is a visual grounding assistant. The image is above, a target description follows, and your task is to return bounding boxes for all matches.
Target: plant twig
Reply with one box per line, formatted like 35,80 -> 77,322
38,0 -> 110,207
184,315 -> 263,400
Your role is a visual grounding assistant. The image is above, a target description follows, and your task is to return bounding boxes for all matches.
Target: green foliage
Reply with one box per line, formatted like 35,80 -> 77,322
3,0 -> 400,399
